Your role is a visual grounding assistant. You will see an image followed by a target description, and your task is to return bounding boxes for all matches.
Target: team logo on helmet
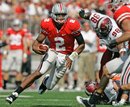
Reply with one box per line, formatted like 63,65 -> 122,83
95,17 -> 112,38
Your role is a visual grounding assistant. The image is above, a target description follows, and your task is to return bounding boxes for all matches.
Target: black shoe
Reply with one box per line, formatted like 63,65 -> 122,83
89,92 -> 101,105
38,74 -> 49,94
76,96 -> 95,107
6,92 -> 19,104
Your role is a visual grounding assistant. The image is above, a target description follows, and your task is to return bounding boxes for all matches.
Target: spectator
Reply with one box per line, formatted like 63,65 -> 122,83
78,21 -> 97,88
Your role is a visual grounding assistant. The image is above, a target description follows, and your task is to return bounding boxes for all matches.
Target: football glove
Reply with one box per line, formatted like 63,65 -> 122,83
107,39 -> 118,49
79,9 -> 90,19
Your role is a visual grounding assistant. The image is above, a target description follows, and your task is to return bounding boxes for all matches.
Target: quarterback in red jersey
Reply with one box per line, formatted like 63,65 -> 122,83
6,3 -> 85,104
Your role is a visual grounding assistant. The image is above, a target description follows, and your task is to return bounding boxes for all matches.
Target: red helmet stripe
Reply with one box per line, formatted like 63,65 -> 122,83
59,3 -> 62,13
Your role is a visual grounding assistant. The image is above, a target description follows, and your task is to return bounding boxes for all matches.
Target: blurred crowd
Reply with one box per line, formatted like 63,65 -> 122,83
0,0 -> 112,34
0,0 -> 113,91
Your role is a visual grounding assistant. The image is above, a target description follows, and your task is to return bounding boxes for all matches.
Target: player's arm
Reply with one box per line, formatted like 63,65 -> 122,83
109,20 -> 130,48
32,32 -> 46,55
66,33 -> 85,69
74,33 -> 85,54
69,33 -> 85,61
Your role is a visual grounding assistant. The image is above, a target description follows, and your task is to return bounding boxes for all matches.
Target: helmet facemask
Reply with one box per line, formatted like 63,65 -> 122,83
12,19 -> 22,31
96,17 -> 112,38
51,3 -> 68,24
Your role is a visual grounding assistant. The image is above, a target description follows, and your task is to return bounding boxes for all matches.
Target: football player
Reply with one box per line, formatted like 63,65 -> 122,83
6,3 -> 85,104
2,19 -> 27,89
76,8 -> 127,107
77,0 -> 130,106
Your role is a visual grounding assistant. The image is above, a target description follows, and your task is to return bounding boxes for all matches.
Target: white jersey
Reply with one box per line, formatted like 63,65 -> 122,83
89,12 -> 123,52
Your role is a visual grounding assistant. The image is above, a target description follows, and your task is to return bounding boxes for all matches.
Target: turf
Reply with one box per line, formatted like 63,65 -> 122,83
0,90 -> 129,107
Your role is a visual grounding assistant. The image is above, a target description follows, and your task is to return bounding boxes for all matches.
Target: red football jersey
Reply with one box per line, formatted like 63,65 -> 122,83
0,30 -> 3,37
113,4 -> 130,49
6,28 -> 26,50
40,18 -> 81,54
114,4 -> 130,26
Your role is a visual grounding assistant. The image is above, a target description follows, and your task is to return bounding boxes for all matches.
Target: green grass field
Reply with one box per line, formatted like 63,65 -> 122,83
0,90 -> 129,107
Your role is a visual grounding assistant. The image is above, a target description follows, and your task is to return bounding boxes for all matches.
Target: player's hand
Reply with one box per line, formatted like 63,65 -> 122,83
65,56 -> 72,70
38,44 -> 49,54
107,39 -> 118,49
79,9 -> 86,18
79,9 -> 90,19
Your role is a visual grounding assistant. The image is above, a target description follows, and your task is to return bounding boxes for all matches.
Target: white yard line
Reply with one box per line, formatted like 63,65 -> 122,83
0,95 -> 32,98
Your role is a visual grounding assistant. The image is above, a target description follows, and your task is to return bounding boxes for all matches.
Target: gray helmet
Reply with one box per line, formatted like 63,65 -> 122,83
12,19 -> 22,31
51,3 -> 68,24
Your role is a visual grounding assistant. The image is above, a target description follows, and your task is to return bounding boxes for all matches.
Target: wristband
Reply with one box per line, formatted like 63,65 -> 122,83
119,48 -> 126,53
69,52 -> 78,61
23,53 -> 27,58
3,50 -> 7,55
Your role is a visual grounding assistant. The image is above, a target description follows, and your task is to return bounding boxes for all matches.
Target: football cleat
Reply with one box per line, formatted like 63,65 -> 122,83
76,96 -> 95,107
112,100 -> 126,106
6,92 -> 19,104
38,74 -> 50,94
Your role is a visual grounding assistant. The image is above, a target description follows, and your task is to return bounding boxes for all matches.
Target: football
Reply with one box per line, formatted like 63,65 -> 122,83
39,44 -> 49,52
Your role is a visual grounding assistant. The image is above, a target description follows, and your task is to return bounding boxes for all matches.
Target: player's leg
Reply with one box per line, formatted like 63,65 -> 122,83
6,65 -> 43,104
15,50 -> 23,87
40,53 -> 67,91
120,55 -> 130,90
3,50 -> 14,89
38,50 -> 58,93
83,56 -> 125,106
6,50 -> 57,104
99,49 -> 113,79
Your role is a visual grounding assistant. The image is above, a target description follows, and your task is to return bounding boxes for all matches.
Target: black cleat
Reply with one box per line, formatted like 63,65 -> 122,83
6,92 -> 19,104
89,91 -> 101,105
38,74 -> 49,94
76,96 -> 95,107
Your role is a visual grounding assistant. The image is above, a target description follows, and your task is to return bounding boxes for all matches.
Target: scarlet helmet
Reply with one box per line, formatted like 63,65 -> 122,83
51,3 -> 68,24
95,17 -> 112,38
85,81 -> 99,96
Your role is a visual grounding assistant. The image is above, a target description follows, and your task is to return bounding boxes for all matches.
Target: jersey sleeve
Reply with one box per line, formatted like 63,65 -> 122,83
69,19 -> 81,37
40,19 -> 50,36
6,28 -> 12,35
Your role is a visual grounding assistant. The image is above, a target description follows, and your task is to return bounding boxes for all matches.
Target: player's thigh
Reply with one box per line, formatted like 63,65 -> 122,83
121,55 -> 130,85
4,52 -> 15,71
106,57 -> 124,74
15,50 -> 23,72
39,49 -> 57,74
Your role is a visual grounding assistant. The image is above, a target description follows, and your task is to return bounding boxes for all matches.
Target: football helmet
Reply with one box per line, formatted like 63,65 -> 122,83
95,17 -> 112,38
51,3 -> 68,24
85,81 -> 98,96
12,19 -> 22,31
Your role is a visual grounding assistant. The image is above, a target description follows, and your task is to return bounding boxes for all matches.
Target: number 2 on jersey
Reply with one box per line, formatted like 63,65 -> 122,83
55,37 -> 66,51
